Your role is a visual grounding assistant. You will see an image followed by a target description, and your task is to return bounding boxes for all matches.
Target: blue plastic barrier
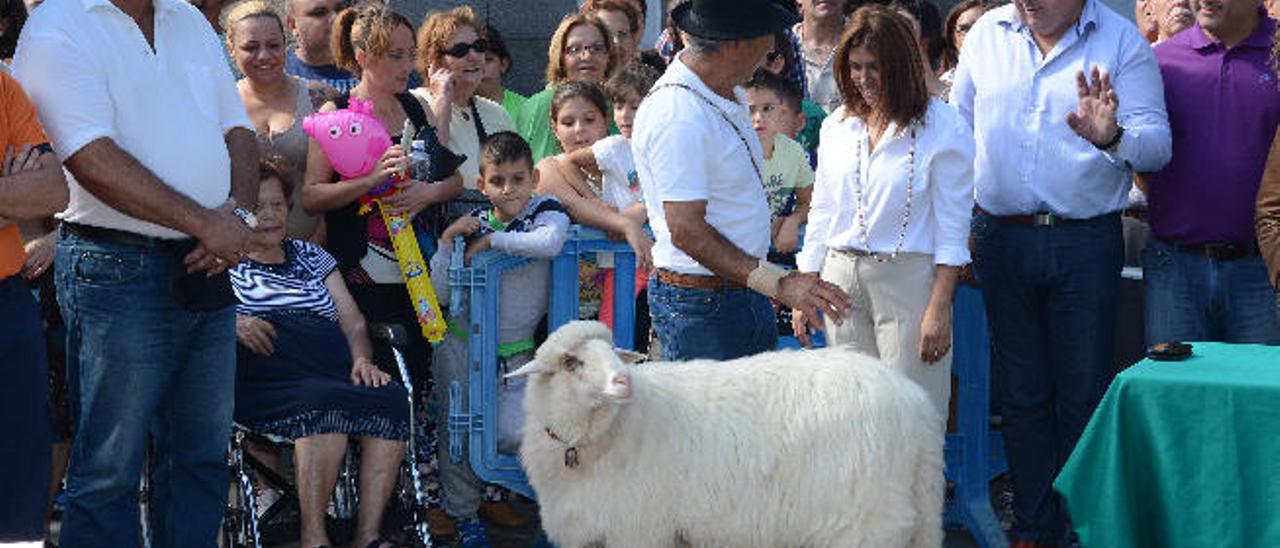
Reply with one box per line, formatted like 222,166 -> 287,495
944,285 -> 1009,548
446,226 -> 637,499
448,230 -> 1007,547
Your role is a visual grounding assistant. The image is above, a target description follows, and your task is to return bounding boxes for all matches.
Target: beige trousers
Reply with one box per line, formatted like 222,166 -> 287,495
820,249 -> 952,419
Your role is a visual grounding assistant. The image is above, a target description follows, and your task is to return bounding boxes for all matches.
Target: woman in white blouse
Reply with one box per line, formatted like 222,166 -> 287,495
793,5 -> 974,418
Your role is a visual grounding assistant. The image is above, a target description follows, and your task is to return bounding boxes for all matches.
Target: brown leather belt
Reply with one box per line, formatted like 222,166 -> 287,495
1159,237 -> 1258,262
655,269 -> 744,290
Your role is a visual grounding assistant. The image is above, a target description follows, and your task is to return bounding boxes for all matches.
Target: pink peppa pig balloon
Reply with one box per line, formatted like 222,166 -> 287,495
302,98 -> 393,178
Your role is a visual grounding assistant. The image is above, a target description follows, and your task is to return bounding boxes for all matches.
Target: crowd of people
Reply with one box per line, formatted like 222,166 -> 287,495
2,0 -> 1280,546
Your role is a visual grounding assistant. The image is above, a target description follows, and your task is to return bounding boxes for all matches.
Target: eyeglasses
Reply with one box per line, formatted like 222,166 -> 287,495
442,39 -> 489,58
565,43 -> 609,57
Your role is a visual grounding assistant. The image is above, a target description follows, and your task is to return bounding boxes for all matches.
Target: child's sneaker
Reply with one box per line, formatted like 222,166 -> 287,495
456,518 -> 491,548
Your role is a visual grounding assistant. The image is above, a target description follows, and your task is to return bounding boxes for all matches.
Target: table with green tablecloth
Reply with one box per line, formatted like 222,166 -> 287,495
1054,343 -> 1280,548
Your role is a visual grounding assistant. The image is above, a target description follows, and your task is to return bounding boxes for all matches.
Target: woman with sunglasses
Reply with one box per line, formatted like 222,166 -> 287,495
405,7 -> 529,543
411,7 -> 519,228
793,6 -> 974,422
515,12 -> 619,162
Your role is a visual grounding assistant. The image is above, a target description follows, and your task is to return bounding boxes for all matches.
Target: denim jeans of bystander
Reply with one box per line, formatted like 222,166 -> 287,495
0,275 -> 51,541
971,211 -> 1123,545
648,277 -> 777,361
54,231 -> 235,548
1142,238 -> 1280,346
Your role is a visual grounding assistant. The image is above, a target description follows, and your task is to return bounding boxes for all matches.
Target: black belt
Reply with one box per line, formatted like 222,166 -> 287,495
1122,208 -> 1149,223
1159,237 -> 1258,262
62,222 -> 191,250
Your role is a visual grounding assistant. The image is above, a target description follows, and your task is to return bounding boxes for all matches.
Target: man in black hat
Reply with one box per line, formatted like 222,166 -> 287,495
632,0 -> 849,361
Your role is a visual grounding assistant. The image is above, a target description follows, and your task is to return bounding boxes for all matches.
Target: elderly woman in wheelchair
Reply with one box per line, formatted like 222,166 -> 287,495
230,159 -> 408,548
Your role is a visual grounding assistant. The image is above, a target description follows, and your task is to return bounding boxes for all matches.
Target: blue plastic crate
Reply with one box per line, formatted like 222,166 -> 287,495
446,226 -> 638,499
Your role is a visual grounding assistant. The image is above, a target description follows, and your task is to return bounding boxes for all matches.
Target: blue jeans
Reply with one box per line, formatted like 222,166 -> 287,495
972,212 -> 1123,544
1143,238 -> 1280,346
0,275 -> 51,541
648,275 -> 777,361
55,231 -> 235,548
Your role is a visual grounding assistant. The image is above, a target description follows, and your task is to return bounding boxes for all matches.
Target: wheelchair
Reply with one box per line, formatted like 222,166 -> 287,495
222,323 -> 434,548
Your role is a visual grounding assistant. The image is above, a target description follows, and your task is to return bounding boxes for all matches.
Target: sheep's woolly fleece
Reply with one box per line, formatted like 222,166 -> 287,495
517,321 -> 944,548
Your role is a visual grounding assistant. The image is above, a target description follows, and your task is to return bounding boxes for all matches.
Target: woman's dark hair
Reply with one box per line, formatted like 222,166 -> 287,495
331,4 -> 414,77
259,155 -> 297,204
770,31 -> 799,82
834,5 -> 929,127
0,0 -> 27,60
889,0 -> 944,70
549,81 -> 610,124
485,24 -> 513,66
941,0 -> 998,73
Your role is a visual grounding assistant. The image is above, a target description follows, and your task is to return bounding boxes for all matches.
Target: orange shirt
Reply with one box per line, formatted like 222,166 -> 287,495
0,72 -> 51,280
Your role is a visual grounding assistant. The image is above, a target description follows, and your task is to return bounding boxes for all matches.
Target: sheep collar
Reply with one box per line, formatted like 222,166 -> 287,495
544,427 -> 581,468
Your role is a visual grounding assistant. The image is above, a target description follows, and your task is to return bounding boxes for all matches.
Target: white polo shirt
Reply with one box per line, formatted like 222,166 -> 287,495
14,0 -> 252,239
632,54 -> 771,276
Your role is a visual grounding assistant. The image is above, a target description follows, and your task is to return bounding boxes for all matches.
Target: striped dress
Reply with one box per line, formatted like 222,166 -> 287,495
230,239 -> 409,441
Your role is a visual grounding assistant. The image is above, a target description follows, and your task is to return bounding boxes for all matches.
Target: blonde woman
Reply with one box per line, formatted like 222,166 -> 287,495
514,12 -> 619,162
793,5 -> 974,419
226,0 -> 333,241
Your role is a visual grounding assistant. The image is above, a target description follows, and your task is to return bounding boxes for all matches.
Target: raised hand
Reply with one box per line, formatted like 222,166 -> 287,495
428,65 -> 459,104
1066,65 -> 1121,148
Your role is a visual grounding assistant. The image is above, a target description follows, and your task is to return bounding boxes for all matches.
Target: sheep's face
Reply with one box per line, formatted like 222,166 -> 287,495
509,321 -> 637,441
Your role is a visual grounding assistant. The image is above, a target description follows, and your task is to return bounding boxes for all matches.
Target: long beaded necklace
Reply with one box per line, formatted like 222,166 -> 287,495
852,123 -> 917,262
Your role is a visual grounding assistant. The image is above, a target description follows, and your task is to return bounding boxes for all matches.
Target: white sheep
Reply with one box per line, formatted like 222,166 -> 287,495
508,320 -> 944,548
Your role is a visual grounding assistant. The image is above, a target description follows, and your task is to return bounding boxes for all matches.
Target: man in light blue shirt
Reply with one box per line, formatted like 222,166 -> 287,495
950,0 -> 1171,544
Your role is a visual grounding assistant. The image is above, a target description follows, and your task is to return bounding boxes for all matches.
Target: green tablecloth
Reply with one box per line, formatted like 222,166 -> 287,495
1055,343 -> 1280,548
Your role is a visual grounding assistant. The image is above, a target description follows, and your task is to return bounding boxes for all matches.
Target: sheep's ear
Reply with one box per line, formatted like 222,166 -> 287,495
615,348 -> 646,364
506,360 -> 551,378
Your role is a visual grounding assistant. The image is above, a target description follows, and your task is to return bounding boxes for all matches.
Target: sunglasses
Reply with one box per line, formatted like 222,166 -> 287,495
765,51 -> 783,64
442,39 -> 489,58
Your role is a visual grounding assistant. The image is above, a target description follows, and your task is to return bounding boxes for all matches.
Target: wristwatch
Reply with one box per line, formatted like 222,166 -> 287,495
232,207 -> 259,229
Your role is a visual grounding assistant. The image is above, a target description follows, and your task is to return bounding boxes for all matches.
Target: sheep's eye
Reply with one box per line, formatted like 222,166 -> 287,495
560,355 -> 582,372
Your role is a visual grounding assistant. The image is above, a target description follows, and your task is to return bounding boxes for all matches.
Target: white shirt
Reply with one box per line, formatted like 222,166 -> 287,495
590,135 -> 642,210
14,0 -> 251,239
632,54 -> 771,275
409,89 -> 516,188
949,0 -> 1171,219
797,99 -> 976,272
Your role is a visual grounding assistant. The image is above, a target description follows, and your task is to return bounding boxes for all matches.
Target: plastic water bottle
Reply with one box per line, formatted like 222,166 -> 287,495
409,139 -> 432,182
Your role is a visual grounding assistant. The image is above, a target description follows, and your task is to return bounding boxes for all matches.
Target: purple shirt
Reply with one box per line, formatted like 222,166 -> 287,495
1148,10 -> 1280,245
